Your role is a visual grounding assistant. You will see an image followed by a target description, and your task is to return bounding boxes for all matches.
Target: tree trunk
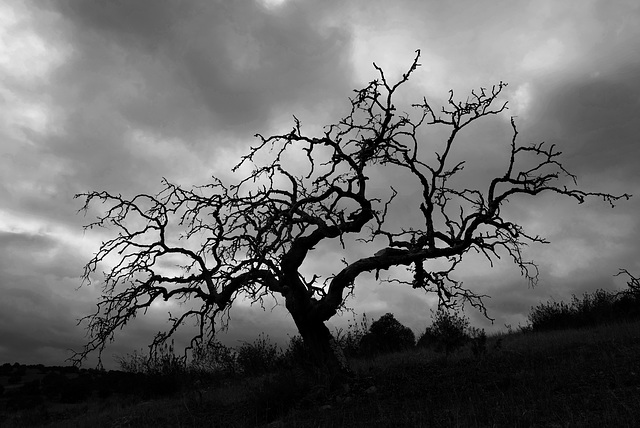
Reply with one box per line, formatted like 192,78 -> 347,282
291,313 -> 352,378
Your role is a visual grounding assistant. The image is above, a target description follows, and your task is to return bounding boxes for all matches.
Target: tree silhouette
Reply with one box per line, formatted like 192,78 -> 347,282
73,51 -> 629,374
360,313 -> 415,356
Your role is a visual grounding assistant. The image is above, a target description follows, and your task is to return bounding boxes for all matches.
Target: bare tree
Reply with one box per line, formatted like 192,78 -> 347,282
73,51 -> 629,373
616,269 -> 640,295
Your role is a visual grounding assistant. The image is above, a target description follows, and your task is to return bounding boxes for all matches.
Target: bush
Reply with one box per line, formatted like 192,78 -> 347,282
280,335 -> 308,368
148,341 -> 187,376
0,362 -> 12,375
615,292 -> 640,319
468,327 -> 488,358
117,340 -> 187,376
190,340 -> 239,377
114,341 -> 188,398
334,313 -> 370,358
13,363 -> 26,376
418,309 -> 471,356
360,313 -> 415,356
236,333 -> 281,376
528,287 -> 640,332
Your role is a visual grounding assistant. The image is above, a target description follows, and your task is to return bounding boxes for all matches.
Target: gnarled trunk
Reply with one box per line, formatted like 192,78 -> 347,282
288,310 -> 351,378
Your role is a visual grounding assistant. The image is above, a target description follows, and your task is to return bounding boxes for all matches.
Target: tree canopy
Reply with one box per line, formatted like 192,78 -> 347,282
74,50 -> 629,371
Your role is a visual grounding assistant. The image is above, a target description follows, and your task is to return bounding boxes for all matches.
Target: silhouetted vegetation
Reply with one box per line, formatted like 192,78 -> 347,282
417,309 -> 487,356
3,313 -> 640,427
528,281 -> 640,332
280,335 -> 308,369
236,333 -> 282,376
334,313 -> 370,358
190,340 -> 239,378
116,340 -> 186,377
360,313 -> 416,356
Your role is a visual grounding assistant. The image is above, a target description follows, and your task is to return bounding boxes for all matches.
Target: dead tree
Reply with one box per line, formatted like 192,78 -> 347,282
73,50 -> 630,373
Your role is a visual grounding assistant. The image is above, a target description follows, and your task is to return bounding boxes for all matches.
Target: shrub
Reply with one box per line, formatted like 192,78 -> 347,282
360,313 -> 415,356
280,335 -> 307,368
236,333 -> 281,376
0,362 -> 11,375
418,309 -> 471,355
117,340 -> 187,376
528,287 -> 640,332
468,327 -> 488,358
148,341 -> 187,376
190,340 -> 239,377
334,313 -> 370,358
13,363 -> 26,376
114,341 -> 188,398
117,349 -> 150,374
615,292 -> 640,319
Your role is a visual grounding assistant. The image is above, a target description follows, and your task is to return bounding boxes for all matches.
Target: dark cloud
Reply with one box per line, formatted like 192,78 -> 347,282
0,231 -> 81,280
530,63 -> 640,179
24,0 -> 354,210
0,273 -> 90,366
54,0 -> 353,136
58,0 -> 188,48
0,230 -> 57,251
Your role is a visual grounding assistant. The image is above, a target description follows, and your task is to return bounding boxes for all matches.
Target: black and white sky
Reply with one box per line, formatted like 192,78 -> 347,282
1,0 -> 639,369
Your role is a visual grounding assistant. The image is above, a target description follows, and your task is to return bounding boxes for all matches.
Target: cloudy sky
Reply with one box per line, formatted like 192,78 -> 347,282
1,0 -> 638,369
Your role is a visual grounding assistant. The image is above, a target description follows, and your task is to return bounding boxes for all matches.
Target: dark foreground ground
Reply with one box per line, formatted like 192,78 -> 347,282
2,320 -> 640,427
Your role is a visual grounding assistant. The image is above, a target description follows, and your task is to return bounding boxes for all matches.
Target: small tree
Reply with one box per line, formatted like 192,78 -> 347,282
418,309 -> 471,355
73,50 -> 629,374
360,313 -> 415,356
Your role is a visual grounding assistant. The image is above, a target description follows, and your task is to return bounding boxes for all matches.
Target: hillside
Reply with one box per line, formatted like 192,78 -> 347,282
2,319 -> 639,427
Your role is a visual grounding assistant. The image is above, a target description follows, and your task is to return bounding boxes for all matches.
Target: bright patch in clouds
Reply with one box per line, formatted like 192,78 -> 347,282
257,0 -> 289,11
0,2 -> 68,83
0,209 -> 90,255
510,82 -> 533,117
0,209 -> 48,235
351,23 -> 449,96
521,38 -> 566,72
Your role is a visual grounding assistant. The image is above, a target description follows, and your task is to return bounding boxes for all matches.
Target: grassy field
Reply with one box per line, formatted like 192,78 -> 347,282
3,320 -> 640,427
